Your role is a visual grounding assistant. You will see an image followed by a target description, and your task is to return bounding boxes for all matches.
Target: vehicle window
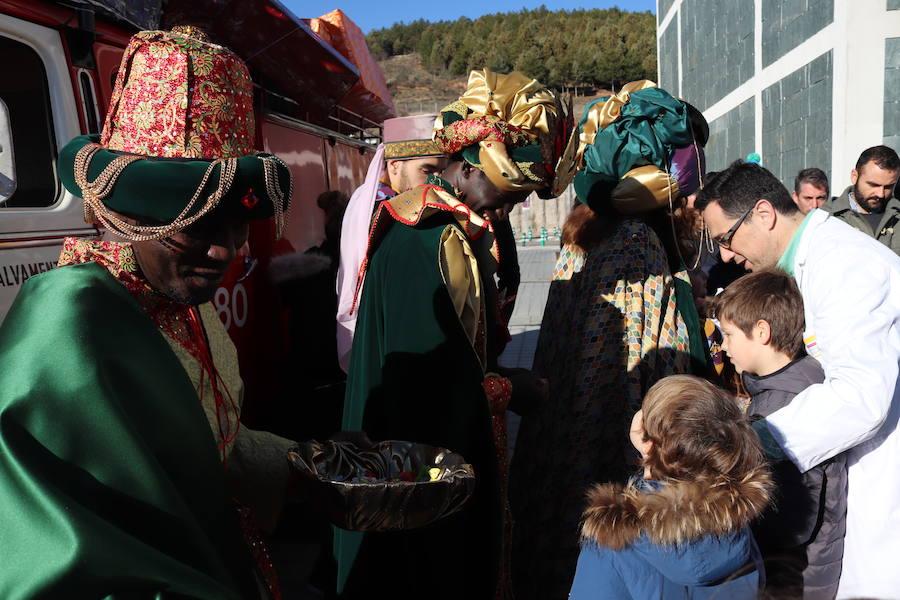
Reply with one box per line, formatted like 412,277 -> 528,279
0,35 -> 58,208
79,71 -> 100,134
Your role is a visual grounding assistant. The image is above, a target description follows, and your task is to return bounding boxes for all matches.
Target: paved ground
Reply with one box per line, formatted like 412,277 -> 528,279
498,245 -> 558,370
498,246 -> 558,456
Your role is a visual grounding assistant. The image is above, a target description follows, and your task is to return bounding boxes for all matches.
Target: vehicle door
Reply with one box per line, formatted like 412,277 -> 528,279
0,12 -> 92,322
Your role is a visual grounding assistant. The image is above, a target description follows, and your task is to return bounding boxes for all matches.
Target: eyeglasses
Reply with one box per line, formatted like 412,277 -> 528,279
714,205 -> 754,248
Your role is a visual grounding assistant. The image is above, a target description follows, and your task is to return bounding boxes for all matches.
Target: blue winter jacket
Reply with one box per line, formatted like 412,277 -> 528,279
569,529 -> 762,599
569,477 -> 769,600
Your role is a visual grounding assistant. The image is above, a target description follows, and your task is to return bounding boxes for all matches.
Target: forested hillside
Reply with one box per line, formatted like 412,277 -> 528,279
366,7 -> 657,90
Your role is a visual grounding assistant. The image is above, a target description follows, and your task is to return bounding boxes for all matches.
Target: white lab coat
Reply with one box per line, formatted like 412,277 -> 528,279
767,208 -> 900,599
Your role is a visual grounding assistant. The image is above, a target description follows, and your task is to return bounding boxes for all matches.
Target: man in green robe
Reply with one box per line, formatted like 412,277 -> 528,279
0,28 -> 298,599
337,69 -> 571,599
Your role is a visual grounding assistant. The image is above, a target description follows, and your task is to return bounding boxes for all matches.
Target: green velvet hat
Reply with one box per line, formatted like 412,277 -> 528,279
572,81 -> 694,213
58,135 -> 291,224
57,28 -> 292,240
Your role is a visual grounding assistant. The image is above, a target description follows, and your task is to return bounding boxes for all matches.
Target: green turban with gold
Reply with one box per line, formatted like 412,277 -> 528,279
567,80 -> 701,214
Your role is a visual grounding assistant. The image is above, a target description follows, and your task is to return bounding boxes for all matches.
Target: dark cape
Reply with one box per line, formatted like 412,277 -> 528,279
0,262 -> 259,599
336,185 -> 502,599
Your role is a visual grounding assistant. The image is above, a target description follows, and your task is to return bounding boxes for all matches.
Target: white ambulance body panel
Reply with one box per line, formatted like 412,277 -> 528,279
0,13 -> 95,321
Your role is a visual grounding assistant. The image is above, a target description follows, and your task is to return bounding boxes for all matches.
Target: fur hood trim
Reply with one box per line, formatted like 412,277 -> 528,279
581,469 -> 771,550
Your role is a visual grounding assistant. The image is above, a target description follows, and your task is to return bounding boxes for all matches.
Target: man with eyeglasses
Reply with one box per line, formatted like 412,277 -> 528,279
696,159 -> 900,599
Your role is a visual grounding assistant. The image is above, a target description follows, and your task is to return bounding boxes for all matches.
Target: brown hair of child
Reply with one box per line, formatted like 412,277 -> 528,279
641,375 -> 768,486
580,375 -> 771,548
706,268 -> 806,360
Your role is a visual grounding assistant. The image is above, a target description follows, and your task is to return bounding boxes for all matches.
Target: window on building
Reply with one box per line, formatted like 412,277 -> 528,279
0,35 -> 59,208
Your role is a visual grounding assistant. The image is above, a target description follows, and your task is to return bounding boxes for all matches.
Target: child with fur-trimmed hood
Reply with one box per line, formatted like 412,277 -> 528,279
569,375 -> 772,599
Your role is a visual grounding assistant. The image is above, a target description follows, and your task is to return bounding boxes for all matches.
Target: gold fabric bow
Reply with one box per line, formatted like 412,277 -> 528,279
436,69 -> 566,193
552,80 -> 657,197
458,70 -> 557,139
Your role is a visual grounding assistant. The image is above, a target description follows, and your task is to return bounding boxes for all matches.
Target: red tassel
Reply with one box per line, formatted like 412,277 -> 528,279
187,307 -> 241,466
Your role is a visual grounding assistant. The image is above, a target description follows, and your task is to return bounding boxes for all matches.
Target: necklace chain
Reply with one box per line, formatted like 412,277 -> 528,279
260,154 -> 291,239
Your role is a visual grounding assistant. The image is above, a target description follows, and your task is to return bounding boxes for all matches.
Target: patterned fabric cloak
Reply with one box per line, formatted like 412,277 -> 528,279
508,219 -> 692,600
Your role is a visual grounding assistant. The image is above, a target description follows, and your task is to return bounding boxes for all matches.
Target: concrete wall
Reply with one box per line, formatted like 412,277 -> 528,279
762,50 -> 833,184
886,37 -> 900,149
761,0 -> 833,67
658,22 -> 679,94
706,98 -> 755,173
658,0 -> 677,24
680,0 -> 755,110
658,0 -> 900,193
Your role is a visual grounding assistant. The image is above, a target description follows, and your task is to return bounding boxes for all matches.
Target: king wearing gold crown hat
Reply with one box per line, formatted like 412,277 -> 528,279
0,27 -> 307,600
336,68 -> 572,600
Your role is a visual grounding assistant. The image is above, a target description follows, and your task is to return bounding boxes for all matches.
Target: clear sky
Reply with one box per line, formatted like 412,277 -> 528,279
281,1 -> 656,33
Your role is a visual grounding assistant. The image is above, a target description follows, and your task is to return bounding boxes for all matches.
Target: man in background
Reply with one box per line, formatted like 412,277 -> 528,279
824,145 -> 900,254
791,167 -> 829,213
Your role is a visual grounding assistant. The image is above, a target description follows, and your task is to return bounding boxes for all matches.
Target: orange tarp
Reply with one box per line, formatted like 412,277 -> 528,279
310,9 -> 396,123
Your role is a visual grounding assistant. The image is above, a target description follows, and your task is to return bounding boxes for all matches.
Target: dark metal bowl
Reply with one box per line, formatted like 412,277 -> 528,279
287,440 -> 476,531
